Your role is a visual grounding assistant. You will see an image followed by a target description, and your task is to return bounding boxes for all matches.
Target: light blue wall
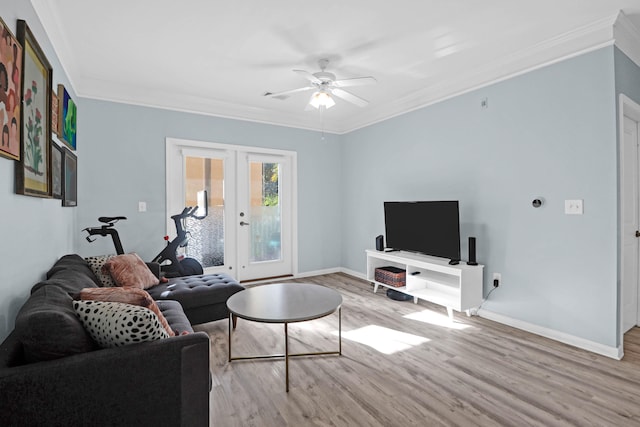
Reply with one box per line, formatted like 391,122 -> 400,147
0,1 -> 79,341
77,99 -> 343,274
0,0 -> 631,353
615,47 -> 640,104
341,47 -> 619,347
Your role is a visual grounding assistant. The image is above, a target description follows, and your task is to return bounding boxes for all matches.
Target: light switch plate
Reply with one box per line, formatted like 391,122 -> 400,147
564,199 -> 583,215
138,201 -> 147,212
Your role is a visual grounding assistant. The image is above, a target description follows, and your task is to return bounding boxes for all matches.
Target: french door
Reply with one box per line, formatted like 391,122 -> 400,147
166,138 -> 297,282
237,152 -> 294,280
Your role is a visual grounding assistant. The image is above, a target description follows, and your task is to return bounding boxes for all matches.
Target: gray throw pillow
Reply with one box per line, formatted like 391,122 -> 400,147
15,285 -> 97,363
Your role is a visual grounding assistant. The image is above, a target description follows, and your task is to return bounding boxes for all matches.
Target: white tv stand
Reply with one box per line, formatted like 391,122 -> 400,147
366,250 -> 484,319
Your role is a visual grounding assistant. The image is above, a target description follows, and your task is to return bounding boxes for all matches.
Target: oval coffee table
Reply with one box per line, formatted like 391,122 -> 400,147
227,283 -> 343,392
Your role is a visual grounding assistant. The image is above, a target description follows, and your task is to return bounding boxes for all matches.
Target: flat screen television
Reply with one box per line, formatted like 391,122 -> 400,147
384,201 -> 461,260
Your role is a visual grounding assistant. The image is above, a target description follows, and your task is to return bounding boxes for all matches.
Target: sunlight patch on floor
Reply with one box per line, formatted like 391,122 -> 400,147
404,309 -> 473,330
335,325 -> 430,354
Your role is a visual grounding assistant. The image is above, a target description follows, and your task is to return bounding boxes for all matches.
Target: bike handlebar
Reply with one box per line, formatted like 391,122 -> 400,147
170,206 -> 205,221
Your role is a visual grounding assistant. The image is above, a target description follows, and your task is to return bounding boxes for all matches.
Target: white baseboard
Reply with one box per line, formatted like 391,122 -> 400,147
478,308 -> 623,360
294,269 -> 624,360
295,267 -> 365,280
245,268 -> 361,285
338,268 -> 366,280
294,267 -> 343,278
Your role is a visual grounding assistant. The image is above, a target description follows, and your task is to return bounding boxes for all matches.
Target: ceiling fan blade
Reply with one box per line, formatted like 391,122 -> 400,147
331,88 -> 369,107
293,69 -> 322,85
332,76 -> 377,87
264,86 -> 314,100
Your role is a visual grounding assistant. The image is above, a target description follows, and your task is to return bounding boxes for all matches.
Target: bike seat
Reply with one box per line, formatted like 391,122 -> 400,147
98,216 -> 127,224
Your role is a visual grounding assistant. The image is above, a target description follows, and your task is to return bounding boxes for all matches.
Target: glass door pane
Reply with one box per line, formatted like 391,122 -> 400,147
184,156 -> 225,268
249,161 -> 281,263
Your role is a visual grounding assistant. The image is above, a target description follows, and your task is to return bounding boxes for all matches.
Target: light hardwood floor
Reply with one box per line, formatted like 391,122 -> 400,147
195,273 -> 640,427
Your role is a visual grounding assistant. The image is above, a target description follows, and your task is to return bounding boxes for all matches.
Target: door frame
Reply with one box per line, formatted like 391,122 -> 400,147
165,137 -> 298,279
619,94 -> 640,356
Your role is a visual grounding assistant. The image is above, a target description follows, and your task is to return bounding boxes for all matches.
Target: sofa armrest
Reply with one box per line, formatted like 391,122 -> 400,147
0,332 -> 210,427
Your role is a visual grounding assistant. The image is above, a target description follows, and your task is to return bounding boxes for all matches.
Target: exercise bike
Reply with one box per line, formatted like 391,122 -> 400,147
84,207 -> 205,278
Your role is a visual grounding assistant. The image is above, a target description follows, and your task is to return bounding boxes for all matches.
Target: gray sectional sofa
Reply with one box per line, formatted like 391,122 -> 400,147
0,254 -> 244,426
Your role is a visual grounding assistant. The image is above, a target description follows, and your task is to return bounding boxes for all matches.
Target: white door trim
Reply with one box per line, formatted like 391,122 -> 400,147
165,137 -> 298,278
618,94 -> 640,356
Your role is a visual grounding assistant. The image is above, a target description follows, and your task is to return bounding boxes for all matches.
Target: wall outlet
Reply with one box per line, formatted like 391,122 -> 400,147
564,199 -> 583,215
493,273 -> 501,287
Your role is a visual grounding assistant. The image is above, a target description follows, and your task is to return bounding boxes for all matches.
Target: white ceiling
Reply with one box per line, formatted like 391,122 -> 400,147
31,0 -> 640,134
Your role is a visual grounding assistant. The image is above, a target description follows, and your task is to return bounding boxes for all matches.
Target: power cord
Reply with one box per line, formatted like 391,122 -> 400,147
476,279 -> 499,312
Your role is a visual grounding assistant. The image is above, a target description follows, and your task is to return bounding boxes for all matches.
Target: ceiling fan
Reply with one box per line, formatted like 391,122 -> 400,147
264,59 -> 376,109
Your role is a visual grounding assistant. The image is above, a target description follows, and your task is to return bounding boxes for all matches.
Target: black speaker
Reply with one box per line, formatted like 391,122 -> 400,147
376,235 -> 384,251
467,237 -> 478,265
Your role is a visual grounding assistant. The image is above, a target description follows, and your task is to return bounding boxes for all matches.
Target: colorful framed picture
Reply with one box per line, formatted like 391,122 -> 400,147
51,142 -> 62,199
51,89 -> 58,136
57,84 -> 76,150
62,146 -> 77,207
0,17 -> 22,161
15,20 -> 52,197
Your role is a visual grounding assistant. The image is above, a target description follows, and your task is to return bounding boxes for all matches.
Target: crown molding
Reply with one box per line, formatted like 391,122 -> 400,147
614,10 -> 640,69
74,75 -> 335,134
341,14 -> 619,133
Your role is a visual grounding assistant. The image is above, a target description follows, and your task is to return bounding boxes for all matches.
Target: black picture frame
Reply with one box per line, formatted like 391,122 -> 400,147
15,20 -> 52,197
61,146 -> 77,207
51,142 -> 62,199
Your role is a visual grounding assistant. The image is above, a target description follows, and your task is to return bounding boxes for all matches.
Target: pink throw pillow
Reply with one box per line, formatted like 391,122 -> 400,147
101,253 -> 159,290
79,287 -> 175,337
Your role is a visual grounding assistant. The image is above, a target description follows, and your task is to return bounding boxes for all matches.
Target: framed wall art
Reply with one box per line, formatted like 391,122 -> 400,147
0,17 -> 22,161
16,20 -> 52,197
51,142 -> 62,199
57,84 -> 76,150
62,146 -> 77,207
51,89 -> 58,136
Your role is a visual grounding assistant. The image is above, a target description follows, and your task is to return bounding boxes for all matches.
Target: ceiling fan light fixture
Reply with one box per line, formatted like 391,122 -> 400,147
310,90 -> 335,109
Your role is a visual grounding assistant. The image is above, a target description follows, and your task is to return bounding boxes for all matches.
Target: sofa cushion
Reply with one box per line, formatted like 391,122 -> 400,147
79,287 -> 175,337
102,253 -> 159,289
73,301 -> 169,348
31,254 -> 101,295
156,300 -> 194,335
15,285 -> 97,363
85,254 -> 117,287
146,273 -> 244,309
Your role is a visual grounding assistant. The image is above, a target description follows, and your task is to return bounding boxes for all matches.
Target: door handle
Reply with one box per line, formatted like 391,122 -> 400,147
240,221 -> 250,226
636,230 -> 640,238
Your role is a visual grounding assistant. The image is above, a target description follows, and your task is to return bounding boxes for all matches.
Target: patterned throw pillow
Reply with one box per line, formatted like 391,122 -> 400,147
102,253 -> 159,290
85,255 -> 117,287
79,287 -> 175,337
73,300 -> 169,348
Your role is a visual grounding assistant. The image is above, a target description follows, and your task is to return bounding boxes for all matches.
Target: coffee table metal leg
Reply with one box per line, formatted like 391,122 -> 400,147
339,306 -> 342,355
285,322 -> 289,392
228,309 -> 341,392
228,312 -> 232,362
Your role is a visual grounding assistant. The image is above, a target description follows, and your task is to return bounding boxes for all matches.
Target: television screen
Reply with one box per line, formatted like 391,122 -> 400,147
384,201 -> 461,260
